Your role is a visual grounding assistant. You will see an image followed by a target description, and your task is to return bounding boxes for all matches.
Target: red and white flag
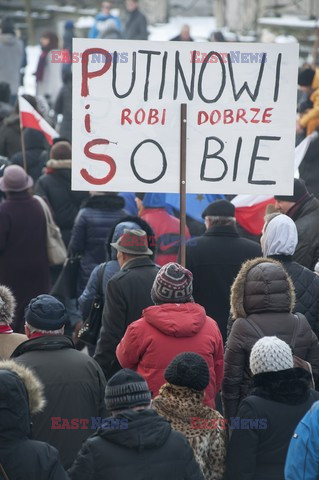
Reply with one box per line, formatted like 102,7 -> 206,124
19,96 -> 59,145
231,133 -> 318,235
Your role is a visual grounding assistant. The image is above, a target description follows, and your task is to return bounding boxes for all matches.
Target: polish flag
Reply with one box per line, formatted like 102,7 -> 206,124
19,96 -> 59,145
232,133 -> 317,235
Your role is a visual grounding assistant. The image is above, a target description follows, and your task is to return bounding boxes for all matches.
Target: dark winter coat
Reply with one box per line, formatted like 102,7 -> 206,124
94,256 -> 160,380
0,101 -> 12,125
222,258 -> 319,420
288,195 -> 319,270
299,136 -> 319,199
124,9 -> 148,40
0,362 -> 68,480
225,368 -> 319,480
0,192 -> 50,333
185,224 -> 261,342
10,128 -> 48,183
0,113 -> 21,158
269,254 -> 319,338
0,361 -> 68,480
116,302 -> 224,407
55,82 -> 72,142
69,194 -> 126,296
68,409 -> 204,480
12,335 -> 107,468
35,159 -> 88,247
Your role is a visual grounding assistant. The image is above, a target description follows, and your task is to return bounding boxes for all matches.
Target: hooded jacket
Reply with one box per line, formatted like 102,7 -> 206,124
12,335 -> 107,468
225,368 -> 319,480
0,360 -> 68,479
285,400 -> 319,480
222,257 -> 319,420
10,128 -> 48,183
116,302 -> 224,407
263,214 -> 319,338
68,408 -> 204,480
153,383 -> 226,480
69,194 -> 126,295
140,193 -> 190,266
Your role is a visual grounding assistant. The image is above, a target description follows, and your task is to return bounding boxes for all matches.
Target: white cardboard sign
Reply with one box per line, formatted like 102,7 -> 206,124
72,39 -> 298,194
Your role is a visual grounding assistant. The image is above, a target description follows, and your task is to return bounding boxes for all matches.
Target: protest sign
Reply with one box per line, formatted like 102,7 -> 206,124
72,39 -> 298,194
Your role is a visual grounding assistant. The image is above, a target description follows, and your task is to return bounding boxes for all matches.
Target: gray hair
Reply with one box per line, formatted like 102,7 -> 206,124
205,215 -> 236,227
25,322 -> 64,336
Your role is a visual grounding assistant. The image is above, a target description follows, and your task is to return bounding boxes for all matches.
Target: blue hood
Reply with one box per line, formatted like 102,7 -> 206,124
143,193 -> 166,208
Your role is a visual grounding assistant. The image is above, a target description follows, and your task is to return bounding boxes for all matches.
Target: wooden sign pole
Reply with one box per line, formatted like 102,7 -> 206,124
179,103 -> 187,267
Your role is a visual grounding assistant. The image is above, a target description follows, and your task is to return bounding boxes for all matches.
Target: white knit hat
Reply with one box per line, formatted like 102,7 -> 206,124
250,336 -> 294,375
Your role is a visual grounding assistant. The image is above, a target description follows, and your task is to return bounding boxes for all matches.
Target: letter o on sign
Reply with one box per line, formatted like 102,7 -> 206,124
130,139 -> 167,184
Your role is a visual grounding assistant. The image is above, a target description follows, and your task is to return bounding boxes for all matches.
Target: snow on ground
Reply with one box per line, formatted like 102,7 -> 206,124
148,16 -> 216,42
258,15 -> 319,29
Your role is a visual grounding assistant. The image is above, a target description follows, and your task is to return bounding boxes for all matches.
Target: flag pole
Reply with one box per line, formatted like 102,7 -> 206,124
18,97 -> 27,173
179,103 -> 187,267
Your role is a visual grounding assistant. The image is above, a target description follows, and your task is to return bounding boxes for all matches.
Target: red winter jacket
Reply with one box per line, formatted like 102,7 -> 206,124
116,302 -> 224,407
140,208 -> 190,266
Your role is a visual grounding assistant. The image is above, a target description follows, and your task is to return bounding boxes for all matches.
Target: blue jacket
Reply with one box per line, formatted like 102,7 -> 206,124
89,13 -> 122,38
285,400 -> 319,480
78,220 -> 141,318
69,194 -> 126,295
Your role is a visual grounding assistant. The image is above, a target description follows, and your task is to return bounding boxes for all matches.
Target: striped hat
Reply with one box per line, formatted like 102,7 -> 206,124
105,369 -> 151,411
151,262 -> 193,304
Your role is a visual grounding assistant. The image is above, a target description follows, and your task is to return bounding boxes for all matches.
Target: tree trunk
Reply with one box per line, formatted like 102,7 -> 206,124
23,0 -> 35,46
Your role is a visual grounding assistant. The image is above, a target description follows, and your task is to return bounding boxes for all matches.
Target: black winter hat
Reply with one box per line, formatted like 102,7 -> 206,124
25,295 -> 68,330
298,68 -> 315,87
105,369 -> 152,411
201,199 -> 235,219
274,178 -> 308,203
165,352 -> 210,391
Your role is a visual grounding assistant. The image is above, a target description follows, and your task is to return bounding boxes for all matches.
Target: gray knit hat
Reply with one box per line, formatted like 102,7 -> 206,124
250,336 -> 294,375
105,369 -> 152,411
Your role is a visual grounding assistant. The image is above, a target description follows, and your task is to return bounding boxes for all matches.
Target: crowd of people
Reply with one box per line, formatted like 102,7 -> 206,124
0,2 -> 319,479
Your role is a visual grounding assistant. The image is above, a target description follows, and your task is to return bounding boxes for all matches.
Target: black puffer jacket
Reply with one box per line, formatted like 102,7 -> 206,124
0,360 -> 68,479
222,257 -> 319,420
35,159 -> 88,247
69,194 -> 126,296
269,254 -> 319,338
289,195 -> 319,270
225,368 -> 319,480
68,409 -> 204,480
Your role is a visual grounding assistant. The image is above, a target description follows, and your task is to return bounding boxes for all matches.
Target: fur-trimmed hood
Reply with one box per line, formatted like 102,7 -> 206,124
0,285 -> 16,324
0,360 -> 45,440
230,257 -> 295,319
46,159 -> 72,170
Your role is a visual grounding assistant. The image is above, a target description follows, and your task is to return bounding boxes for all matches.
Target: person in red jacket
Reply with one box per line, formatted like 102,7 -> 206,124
116,262 -> 224,407
136,193 -> 190,266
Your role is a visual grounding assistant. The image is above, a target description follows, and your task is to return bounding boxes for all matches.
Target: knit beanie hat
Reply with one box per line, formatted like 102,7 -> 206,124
250,336 -> 294,375
298,68 -> 315,87
274,178 -> 308,203
165,352 -> 210,391
105,369 -> 152,411
151,262 -> 193,304
25,295 -> 68,330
